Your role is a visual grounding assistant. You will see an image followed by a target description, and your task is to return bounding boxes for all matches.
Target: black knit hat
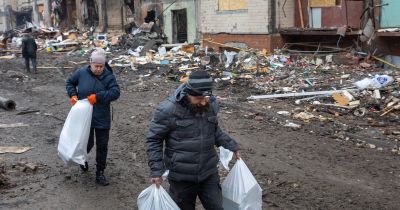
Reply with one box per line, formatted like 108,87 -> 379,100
185,71 -> 213,96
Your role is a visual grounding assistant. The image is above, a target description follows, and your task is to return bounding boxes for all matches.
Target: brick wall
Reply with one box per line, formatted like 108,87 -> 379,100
200,0 -> 270,34
202,33 -> 284,52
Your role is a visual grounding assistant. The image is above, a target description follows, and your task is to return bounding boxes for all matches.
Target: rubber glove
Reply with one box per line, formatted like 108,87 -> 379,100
70,96 -> 78,106
87,94 -> 96,105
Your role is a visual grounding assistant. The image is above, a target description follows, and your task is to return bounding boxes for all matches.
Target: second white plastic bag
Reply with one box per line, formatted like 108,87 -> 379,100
58,99 -> 93,165
137,184 -> 180,210
222,159 -> 262,210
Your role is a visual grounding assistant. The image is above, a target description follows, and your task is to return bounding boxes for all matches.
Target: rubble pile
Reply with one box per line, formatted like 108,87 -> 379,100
1,24 -> 400,121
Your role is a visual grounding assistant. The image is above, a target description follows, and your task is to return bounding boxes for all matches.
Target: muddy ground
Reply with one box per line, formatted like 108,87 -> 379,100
1,52 -> 400,210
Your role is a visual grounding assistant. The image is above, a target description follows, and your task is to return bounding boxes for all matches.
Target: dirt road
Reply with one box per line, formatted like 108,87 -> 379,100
1,53 -> 400,210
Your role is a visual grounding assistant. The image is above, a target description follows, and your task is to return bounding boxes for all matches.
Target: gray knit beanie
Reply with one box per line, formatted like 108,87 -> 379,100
90,47 -> 106,64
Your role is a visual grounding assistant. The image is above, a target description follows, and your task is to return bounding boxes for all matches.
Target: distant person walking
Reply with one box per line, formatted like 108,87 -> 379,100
21,33 -> 37,73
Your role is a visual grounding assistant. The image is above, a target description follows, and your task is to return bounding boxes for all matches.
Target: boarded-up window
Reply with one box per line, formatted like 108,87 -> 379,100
310,0 -> 341,7
219,0 -> 248,11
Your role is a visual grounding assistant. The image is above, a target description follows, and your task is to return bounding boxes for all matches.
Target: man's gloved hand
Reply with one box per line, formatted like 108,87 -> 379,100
87,94 -> 96,105
70,96 -> 78,106
150,177 -> 162,188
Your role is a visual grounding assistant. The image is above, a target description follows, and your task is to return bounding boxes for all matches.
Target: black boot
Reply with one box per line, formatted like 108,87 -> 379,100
79,161 -> 88,172
96,171 -> 109,186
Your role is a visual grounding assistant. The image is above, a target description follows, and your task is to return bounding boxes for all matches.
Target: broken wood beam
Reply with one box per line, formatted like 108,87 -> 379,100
247,89 -> 358,100
0,96 -> 16,110
298,0 -> 304,28
372,56 -> 400,70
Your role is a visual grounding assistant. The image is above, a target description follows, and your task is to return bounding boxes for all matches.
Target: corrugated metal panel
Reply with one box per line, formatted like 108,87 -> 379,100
380,0 -> 400,28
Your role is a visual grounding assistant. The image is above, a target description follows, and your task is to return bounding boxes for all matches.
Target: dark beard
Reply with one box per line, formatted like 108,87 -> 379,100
185,98 -> 210,115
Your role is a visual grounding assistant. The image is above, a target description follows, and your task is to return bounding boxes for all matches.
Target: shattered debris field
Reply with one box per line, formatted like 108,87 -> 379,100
1,51 -> 400,210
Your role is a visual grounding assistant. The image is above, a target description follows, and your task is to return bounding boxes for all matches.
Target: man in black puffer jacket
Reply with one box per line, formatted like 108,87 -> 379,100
146,70 -> 240,210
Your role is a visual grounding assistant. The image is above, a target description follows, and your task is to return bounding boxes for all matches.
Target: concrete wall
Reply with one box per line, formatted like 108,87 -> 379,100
162,0 -> 197,43
200,0 -> 270,34
106,0 -> 123,31
277,0 -> 295,29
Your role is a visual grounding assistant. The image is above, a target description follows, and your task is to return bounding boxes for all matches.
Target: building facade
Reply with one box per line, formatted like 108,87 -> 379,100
200,0 -> 295,52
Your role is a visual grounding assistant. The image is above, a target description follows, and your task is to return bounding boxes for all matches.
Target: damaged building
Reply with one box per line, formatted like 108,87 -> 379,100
137,0 -> 200,44
0,0 -> 45,32
279,0 -> 400,63
0,0 -> 139,32
201,0 -> 295,52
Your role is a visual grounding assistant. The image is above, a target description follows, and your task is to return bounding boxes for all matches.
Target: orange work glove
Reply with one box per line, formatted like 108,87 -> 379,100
87,94 -> 96,105
70,96 -> 78,106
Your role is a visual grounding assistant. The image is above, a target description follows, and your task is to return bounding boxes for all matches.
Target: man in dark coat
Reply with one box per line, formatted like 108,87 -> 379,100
21,33 -> 37,73
66,48 -> 120,186
146,70 -> 241,210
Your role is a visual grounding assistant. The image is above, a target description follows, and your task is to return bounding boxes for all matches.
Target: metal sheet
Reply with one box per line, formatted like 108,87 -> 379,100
380,0 -> 400,28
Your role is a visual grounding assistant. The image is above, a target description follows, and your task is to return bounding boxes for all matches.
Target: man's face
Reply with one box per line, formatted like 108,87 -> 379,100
90,63 -> 104,76
187,95 -> 209,107
186,95 -> 210,115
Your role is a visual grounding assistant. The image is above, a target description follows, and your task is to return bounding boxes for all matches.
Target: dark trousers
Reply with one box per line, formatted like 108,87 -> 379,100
24,57 -> 37,72
87,128 -> 110,172
168,173 -> 223,210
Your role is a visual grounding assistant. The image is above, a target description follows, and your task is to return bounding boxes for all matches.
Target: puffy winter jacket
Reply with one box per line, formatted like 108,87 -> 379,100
21,36 -> 37,58
66,65 -> 120,129
146,84 -> 239,182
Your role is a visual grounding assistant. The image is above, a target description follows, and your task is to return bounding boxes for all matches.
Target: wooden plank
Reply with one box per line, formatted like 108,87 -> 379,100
0,146 -> 32,154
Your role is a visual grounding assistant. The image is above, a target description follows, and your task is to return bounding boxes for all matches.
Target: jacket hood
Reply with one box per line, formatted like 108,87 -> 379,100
172,83 -> 187,102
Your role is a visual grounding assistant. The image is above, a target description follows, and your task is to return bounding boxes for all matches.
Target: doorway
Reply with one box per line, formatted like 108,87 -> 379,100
172,9 -> 187,43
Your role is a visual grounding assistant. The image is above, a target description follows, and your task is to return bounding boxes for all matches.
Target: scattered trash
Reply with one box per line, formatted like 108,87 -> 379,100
354,75 -> 394,89
277,111 -> 291,116
284,121 -> 301,129
293,112 -> 316,121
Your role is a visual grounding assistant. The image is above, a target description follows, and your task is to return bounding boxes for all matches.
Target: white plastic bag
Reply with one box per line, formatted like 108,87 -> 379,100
58,99 -> 93,165
219,146 -> 233,171
222,159 -> 262,210
354,75 -> 394,89
224,51 -> 237,68
137,184 -> 180,210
